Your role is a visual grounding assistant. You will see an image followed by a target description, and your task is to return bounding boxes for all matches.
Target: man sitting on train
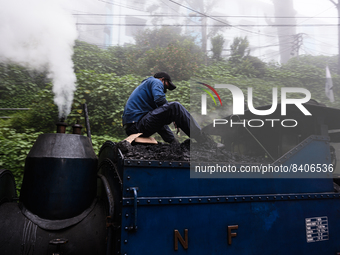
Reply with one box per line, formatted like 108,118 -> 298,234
122,71 -> 214,145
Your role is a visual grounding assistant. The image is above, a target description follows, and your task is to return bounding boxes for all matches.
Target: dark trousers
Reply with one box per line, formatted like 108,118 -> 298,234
125,102 -> 201,143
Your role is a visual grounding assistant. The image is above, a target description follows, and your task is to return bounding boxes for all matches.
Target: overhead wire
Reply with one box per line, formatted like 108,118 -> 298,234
71,13 -> 340,19
306,34 -> 338,47
72,1 -> 338,61
98,0 -> 150,13
74,23 -> 340,27
167,0 -> 277,38
262,5 -> 337,59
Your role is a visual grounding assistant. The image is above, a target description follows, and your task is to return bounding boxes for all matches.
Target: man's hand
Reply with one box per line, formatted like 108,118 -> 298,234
173,122 -> 180,135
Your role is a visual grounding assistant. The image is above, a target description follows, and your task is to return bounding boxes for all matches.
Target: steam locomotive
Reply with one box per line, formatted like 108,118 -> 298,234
1,102 -> 340,255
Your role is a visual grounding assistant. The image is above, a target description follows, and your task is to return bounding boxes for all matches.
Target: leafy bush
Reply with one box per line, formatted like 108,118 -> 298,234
0,63 -> 49,117
136,41 -> 203,80
0,127 -> 43,194
210,34 -> 225,60
126,27 -> 204,80
0,125 -> 119,193
73,41 -> 130,76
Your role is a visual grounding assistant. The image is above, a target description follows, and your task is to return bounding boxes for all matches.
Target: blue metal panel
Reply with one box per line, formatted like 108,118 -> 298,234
120,198 -> 340,254
116,135 -> 338,254
121,136 -> 333,198
122,165 -> 333,197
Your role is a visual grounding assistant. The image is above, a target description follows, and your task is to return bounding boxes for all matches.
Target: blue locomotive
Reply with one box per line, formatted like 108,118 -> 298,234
1,102 -> 340,254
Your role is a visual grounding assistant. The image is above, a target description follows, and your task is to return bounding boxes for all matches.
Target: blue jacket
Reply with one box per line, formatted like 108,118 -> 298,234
122,77 -> 167,125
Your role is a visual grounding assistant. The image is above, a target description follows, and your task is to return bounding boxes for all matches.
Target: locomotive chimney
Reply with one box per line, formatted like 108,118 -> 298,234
72,120 -> 83,135
56,118 -> 67,134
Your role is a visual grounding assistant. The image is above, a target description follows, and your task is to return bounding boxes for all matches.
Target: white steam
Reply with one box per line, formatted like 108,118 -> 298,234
0,0 -> 78,118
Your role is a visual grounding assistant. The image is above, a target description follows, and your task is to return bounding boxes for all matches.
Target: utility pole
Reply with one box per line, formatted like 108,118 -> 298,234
329,0 -> 340,74
291,33 -> 304,58
199,0 -> 207,64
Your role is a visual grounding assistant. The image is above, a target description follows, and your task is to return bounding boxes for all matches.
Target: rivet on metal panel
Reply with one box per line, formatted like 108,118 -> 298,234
179,199 -> 182,202
327,195 -> 330,197
225,198 -> 228,201
147,200 -> 150,203
179,163 -> 182,166
148,162 -> 151,165
315,195 -> 318,198
169,199 -> 172,203
242,197 -> 245,200
273,196 -> 276,199
234,197 -> 237,201
124,240 -> 128,244
301,196 -> 304,198
217,198 -> 220,201
321,195 -> 323,198
127,161 -> 130,164
169,162 -> 172,166
308,195 -> 311,198
137,200 -> 139,203
281,196 -> 284,199
159,162 -> 162,165
288,196 -> 291,199
189,199 -> 192,202
198,198 -> 202,202
125,227 -> 128,230
266,197 -> 269,200
126,188 -> 130,191
125,214 -> 129,217
126,201 -> 130,204
127,176 -> 130,180
250,197 -> 253,200
208,198 -> 211,202
159,199 -> 162,203
295,196 -> 298,199
137,161 -> 140,164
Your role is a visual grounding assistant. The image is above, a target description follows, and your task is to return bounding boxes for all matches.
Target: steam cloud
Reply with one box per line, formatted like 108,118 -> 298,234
0,0 -> 78,118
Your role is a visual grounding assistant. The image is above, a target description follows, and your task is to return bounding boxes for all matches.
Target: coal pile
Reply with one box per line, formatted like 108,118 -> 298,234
120,139 -> 272,164
121,139 -> 190,161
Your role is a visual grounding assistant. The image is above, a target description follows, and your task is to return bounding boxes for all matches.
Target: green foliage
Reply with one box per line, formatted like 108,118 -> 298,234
9,84 -> 59,133
0,126 -> 43,193
276,55 -> 340,108
210,34 -> 225,60
134,27 -> 193,51
0,124 -> 119,192
129,27 -> 204,80
72,41 -> 130,76
227,36 -> 267,78
229,36 -> 250,64
0,63 -> 49,117
8,71 -> 144,138
71,71 -> 143,138
135,41 -> 203,80
2,38 -> 340,189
